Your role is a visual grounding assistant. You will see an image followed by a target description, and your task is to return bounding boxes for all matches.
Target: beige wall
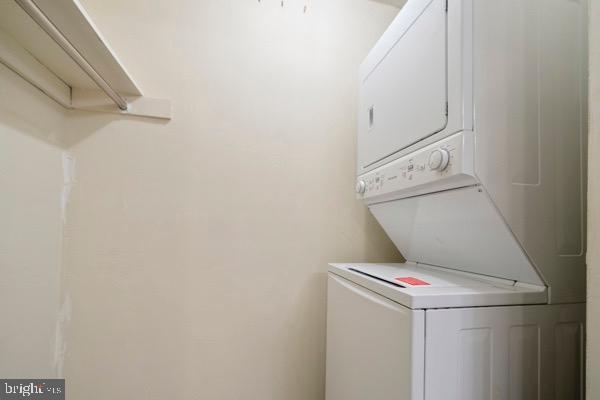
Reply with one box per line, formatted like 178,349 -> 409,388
589,0 -> 600,396
61,1 -> 401,399
0,63 -> 66,377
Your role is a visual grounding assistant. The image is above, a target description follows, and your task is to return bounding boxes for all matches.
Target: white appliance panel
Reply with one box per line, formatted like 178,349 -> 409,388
471,0 -> 588,303
368,187 -> 544,285
325,274 -> 424,400
358,0 -> 447,169
357,131 -> 476,202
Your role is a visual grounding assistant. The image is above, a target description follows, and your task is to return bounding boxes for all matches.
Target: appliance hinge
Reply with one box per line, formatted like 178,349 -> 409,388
445,0 -> 448,12
445,102 -> 448,116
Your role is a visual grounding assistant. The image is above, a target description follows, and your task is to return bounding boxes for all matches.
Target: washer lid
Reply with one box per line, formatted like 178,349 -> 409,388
328,263 -> 547,309
368,186 -> 545,286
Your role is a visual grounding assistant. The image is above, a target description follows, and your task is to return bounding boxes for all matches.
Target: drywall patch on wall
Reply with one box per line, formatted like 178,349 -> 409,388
53,294 -> 71,378
61,152 -> 76,224
56,154 -> 75,377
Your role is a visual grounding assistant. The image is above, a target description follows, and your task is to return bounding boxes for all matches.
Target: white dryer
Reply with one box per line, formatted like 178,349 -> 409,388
327,0 -> 587,399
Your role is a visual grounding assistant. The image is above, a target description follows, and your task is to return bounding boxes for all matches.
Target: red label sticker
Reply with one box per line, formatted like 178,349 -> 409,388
396,277 -> 430,286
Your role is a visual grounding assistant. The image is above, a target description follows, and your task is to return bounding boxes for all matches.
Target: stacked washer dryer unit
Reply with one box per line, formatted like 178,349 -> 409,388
326,1 -> 587,400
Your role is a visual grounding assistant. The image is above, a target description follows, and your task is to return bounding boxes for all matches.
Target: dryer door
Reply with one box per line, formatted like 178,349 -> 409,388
358,0 -> 447,170
326,274 -> 425,400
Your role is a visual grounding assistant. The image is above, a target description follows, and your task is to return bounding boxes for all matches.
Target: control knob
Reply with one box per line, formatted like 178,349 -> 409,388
356,180 -> 366,194
428,148 -> 450,171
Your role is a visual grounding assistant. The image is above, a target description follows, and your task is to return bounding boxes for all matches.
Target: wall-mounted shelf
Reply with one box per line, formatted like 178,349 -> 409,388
0,0 -> 171,120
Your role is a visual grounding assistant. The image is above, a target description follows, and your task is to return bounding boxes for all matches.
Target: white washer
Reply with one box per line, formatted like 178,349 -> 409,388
326,263 -> 584,400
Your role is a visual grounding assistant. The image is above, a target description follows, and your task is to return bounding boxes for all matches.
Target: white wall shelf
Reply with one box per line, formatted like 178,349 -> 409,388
0,0 -> 171,120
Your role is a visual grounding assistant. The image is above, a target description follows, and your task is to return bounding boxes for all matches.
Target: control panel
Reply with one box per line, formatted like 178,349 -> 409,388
357,132 -> 474,202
